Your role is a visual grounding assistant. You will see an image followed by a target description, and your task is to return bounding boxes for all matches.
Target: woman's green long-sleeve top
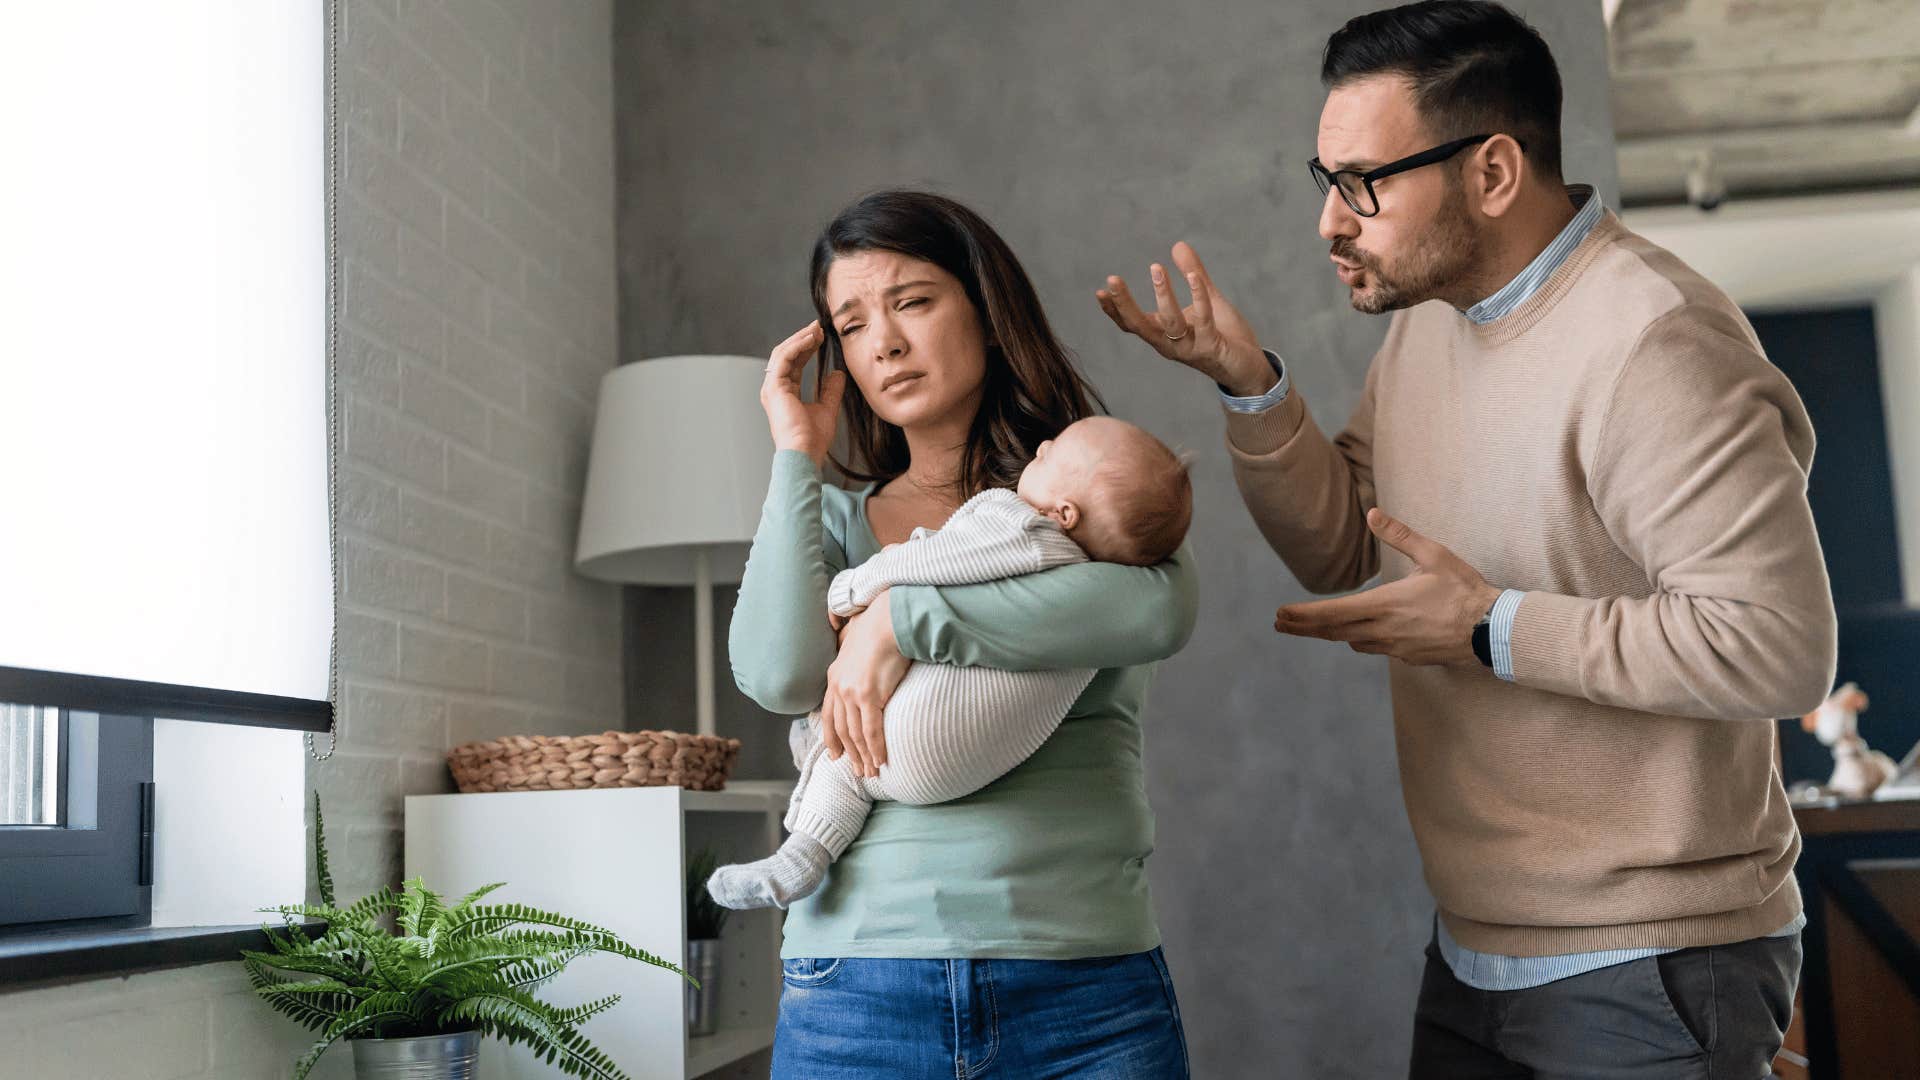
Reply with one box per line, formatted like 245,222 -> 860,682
729,450 -> 1199,960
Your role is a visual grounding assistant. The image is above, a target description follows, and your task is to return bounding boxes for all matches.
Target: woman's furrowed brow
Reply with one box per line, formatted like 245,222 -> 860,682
832,280 -> 939,318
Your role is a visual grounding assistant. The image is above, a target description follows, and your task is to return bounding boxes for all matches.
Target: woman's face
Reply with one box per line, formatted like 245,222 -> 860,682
823,250 -> 988,433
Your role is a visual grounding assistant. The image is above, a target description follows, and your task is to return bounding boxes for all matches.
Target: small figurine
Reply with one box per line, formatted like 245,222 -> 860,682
1801,682 -> 1899,800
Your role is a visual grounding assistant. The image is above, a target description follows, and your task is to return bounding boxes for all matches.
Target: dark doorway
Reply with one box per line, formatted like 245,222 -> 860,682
1749,307 -> 1904,608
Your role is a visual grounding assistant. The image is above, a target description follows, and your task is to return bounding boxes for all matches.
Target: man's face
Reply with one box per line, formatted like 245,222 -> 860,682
1316,75 -> 1481,315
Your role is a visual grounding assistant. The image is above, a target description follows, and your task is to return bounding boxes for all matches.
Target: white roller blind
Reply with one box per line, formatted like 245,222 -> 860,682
0,3 -> 330,703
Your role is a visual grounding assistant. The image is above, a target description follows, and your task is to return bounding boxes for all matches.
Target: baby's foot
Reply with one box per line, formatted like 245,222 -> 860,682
705,834 -> 831,911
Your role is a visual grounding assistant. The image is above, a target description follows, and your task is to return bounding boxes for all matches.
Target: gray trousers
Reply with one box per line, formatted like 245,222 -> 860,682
1409,931 -> 1801,1080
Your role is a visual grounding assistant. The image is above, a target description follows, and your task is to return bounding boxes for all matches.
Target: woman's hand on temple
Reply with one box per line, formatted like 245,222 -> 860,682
760,321 -> 846,466
1095,242 -> 1275,398
819,589 -> 909,779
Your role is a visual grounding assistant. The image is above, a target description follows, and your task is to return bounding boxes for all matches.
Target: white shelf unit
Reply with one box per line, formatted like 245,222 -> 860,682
405,781 -> 792,1079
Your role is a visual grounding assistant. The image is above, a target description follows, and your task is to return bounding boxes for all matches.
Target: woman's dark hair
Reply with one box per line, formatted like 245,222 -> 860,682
809,190 -> 1105,498
1321,1 -> 1563,181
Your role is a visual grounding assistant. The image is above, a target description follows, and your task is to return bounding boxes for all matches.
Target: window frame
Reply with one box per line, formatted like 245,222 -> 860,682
0,710 -> 153,928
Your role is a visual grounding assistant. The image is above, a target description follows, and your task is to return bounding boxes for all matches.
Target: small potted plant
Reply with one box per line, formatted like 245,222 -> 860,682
244,795 -> 691,1079
684,846 -> 730,1037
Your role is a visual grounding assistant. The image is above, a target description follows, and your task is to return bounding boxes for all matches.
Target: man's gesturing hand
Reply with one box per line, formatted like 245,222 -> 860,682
1273,509 -> 1502,667
1096,241 -> 1276,398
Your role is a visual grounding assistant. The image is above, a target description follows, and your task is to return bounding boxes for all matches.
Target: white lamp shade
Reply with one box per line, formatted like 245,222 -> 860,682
575,355 -> 775,585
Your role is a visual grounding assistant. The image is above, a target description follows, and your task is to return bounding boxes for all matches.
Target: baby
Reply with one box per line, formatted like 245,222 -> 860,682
707,416 -> 1192,910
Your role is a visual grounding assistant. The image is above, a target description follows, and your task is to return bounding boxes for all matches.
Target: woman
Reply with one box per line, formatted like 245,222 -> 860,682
730,190 -> 1198,1078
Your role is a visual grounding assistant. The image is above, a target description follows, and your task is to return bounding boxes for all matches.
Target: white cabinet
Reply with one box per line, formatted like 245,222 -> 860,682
405,781 -> 791,1079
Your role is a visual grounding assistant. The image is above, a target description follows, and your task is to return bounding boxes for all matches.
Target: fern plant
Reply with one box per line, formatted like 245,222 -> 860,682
684,846 -> 730,941
244,794 -> 690,1080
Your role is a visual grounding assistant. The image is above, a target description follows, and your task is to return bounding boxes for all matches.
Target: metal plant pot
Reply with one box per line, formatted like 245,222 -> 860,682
350,1029 -> 481,1079
687,937 -> 721,1037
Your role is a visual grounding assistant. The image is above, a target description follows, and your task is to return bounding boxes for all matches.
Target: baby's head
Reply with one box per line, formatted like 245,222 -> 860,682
1016,416 -> 1192,566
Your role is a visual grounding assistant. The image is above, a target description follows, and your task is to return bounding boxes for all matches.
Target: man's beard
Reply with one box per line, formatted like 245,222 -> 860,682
1333,186 -> 1481,315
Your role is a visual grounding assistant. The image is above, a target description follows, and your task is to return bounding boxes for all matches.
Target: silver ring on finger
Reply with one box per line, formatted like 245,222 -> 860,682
1164,328 -> 1188,341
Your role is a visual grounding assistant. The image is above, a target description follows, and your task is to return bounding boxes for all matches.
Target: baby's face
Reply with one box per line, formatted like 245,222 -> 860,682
1016,418 -> 1119,514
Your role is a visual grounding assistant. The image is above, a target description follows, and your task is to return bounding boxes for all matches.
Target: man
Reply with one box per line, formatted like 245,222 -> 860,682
1097,3 -> 1835,1076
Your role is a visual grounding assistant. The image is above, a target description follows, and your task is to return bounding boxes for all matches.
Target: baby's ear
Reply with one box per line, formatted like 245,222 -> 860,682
1049,500 -> 1081,532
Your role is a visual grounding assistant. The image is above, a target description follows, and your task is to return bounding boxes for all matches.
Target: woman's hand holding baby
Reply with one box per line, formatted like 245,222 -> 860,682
820,588 -> 909,779
760,321 -> 846,466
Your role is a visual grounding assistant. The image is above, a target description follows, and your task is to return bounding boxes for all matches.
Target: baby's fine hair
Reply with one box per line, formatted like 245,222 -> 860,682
1088,426 -> 1194,567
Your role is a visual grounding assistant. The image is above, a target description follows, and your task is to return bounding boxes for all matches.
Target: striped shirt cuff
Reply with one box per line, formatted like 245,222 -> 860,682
1490,589 -> 1524,682
1217,350 -> 1289,414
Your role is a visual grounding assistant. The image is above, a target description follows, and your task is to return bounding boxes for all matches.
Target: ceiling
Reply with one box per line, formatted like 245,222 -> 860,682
1607,0 -> 1920,207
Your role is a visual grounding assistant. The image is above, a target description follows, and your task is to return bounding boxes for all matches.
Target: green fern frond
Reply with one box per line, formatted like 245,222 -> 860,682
260,879 -> 398,933
399,921 -> 443,961
334,885 -> 403,926
256,978 -> 368,999
243,946 -> 365,984
551,993 -> 621,1028
499,948 -> 594,994
437,986 -> 564,1047
242,957 -> 358,1032
461,927 -> 689,985
260,903 -> 345,926
469,1014 -> 591,1073
554,932 -> 687,984
447,881 -> 507,918
397,876 -> 447,938
254,981 -> 366,1032
339,925 -> 412,991
439,907 -> 688,981
242,954 -> 292,989
292,991 -> 418,1080
438,902 -> 619,942
539,1023 -> 633,1080
243,957 -> 308,996
435,992 -> 631,1080
312,791 -> 335,909
413,936 -> 581,989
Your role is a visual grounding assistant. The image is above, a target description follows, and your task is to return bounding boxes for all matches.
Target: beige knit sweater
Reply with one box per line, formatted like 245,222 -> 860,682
1228,211 -> 1837,955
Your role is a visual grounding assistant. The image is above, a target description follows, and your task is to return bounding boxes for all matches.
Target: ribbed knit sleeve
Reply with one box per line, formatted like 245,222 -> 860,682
827,489 -> 1086,616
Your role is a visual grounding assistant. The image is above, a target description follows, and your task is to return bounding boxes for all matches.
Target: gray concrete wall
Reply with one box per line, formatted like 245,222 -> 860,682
615,3 -> 1618,1075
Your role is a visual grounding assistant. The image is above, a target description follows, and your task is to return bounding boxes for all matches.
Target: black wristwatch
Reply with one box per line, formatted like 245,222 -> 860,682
1471,613 -> 1494,669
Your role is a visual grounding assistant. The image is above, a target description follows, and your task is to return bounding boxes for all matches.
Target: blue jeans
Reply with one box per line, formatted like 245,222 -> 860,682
772,948 -> 1191,1079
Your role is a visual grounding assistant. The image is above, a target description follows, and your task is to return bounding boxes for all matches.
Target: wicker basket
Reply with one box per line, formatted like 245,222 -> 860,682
445,729 -> 742,794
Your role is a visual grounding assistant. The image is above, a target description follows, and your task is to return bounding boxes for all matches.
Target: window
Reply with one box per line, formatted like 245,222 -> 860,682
3,705 -> 62,827
0,2 -> 330,940
0,708 -> 152,928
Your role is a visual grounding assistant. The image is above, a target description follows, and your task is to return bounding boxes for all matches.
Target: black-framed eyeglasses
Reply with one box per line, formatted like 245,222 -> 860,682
1309,134 -> 1520,218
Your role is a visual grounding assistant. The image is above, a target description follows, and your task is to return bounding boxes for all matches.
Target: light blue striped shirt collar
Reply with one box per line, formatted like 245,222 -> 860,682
1461,185 -> 1603,325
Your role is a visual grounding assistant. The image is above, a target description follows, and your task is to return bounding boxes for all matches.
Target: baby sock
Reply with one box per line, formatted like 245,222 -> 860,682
705,833 -> 831,911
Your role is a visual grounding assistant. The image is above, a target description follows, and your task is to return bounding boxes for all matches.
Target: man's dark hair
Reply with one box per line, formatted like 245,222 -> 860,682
1321,1 -> 1563,181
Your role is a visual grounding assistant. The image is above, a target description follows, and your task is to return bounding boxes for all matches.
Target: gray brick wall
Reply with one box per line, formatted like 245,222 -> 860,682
0,1 -> 619,1075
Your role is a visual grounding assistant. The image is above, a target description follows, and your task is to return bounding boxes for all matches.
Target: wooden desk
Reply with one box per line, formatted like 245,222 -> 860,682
1783,795 -> 1920,1080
